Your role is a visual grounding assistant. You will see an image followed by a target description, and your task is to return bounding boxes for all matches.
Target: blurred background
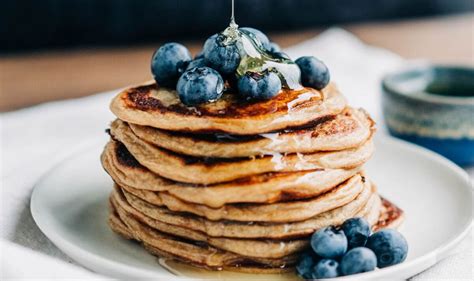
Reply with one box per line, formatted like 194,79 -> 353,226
0,0 -> 473,111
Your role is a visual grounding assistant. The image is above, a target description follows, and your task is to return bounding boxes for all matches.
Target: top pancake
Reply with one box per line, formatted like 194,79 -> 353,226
110,81 -> 347,135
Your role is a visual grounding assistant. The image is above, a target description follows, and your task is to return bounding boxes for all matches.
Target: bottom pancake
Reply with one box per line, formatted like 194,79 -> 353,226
108,192 -> 404,273
111,185 -> 383,259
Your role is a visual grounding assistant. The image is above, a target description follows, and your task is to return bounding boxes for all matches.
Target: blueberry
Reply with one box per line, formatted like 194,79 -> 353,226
312,259 -> 339,279
296,251 -> 319,279
186,58 -> 207,71
295,56 -> 330,90
342,217 -> 371,249
151,43 -> 191,87
237,71 -> 282,101
311,226 -> 348,259
176,67 -> 224,106
240,27 -> 271,50
339,247 -> 377,275
268,42 -> 281,53
366,229 -> 408,268
203,34 -> 241,75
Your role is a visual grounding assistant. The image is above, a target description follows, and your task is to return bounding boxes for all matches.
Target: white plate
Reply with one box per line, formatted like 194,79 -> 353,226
31,135 -> 472,280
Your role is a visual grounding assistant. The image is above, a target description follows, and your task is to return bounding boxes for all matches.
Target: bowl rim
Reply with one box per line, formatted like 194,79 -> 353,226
382,64 -> 474,106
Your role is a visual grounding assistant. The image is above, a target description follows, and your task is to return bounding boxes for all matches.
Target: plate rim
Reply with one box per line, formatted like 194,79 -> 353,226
30,135 -> 473,280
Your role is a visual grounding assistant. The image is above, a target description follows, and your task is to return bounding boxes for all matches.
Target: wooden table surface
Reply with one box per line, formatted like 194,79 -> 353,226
1,13 -> 473,112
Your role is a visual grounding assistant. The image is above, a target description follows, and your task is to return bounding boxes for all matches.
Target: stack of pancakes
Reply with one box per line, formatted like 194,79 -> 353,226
102,82 -> 404,273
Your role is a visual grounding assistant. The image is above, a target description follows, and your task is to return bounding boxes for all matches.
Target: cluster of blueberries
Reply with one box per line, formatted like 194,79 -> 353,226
150,27 -> 330,106
297,217 -> 408,279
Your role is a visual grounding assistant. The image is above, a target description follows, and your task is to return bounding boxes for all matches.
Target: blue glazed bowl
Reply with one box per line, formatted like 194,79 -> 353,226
382,65 -> 474,166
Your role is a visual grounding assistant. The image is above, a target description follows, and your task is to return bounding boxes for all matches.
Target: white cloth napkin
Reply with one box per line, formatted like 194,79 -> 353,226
1,240 -> 104,280
1,28 -> 472,280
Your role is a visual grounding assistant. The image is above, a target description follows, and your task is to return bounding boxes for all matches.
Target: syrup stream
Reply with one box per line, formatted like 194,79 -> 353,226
230,0 -> 236,27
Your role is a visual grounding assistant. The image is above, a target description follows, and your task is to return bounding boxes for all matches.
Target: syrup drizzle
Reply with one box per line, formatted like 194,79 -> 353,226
220,0 -> 302,90
230,0 -> 236,28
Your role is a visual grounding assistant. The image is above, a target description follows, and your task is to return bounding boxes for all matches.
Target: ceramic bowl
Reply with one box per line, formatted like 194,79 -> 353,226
382,65 -> 474,166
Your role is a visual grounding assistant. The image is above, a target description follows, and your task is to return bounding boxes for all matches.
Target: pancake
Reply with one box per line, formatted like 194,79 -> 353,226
113,182 -> 378,239
109,121 -> 374,184
112,191 -> 308,259
128,107 -> 375,158
374,197 -> 405,231
118,173 -> 366,223
102,140 -> 361,207
111,185 -> 384,259
110,81 -> 346,135
109,198 -> 298,272
108,194 -> 403,273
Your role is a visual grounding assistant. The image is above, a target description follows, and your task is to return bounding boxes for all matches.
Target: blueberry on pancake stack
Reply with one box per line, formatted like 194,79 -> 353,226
101,27 -> 404,274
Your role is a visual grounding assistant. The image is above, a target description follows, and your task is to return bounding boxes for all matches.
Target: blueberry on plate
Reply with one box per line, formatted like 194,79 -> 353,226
237,71 -> 282,101
342,217 -> 371,249
268,42 -> 281,53
176,67 -> 224,106
312,259 -> 339,279
295,56 -> 330,90
296,251 -> 319,279
311,226 -> 348,259
151,42 -> 192,87
339,247 -> 377,276
203,34 -> 241,75
186,58 -> 208,71
366,229 -> 408,268
240,27 -> 271,50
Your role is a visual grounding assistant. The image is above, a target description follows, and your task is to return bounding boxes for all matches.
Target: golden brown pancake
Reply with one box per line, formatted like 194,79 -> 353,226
108,192 -> 403,272
112,182 -> 378,239
101,140 -> 361,207
112,191 -> 308,259
110,81 -> 346,135
128,107 -> 375,158
374,197 -> 405,231
109,197 -> 299,272
117,173 -> 366,223
109,121 -> 374,184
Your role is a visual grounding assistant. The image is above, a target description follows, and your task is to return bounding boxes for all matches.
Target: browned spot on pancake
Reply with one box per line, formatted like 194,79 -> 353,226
275,190 -> 317,202
114,142 -> 143,169
123,83 -> 323,119
171,149 -> 249,166
274,114 -> 336,135
311,111 -> 357,138
374,197 -> 403,230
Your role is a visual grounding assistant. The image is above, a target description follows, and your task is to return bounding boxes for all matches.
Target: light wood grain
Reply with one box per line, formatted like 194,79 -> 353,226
1,13 -> 472,111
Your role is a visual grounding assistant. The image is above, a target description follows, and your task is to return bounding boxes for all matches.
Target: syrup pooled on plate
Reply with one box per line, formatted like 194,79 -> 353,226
159,258 -> 300,281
